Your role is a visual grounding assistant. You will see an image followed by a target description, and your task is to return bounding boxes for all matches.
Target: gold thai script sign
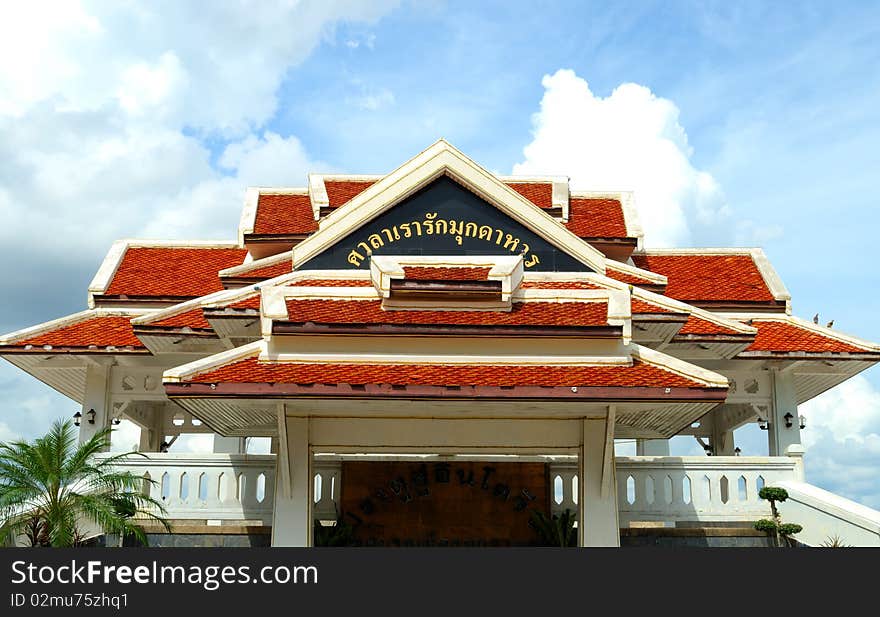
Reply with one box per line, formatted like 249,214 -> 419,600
345,212 -> 542,268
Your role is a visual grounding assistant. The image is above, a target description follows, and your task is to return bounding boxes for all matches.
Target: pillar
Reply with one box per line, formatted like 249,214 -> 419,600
768,370 -> 802,456
636,439 -> 670,456
710,423 -> 736,456
79,362 -> 111,447
271,415 -> 312,547
579,414 -> 620,547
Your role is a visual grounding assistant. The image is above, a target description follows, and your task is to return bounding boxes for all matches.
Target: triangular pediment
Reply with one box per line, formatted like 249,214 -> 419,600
293,140 -> 606,273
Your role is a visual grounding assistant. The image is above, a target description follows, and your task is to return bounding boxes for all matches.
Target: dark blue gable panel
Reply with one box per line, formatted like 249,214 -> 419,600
300,177 -> 592,272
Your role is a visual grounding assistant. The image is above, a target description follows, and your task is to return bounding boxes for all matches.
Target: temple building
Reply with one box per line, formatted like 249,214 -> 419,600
3,140 -> 880,546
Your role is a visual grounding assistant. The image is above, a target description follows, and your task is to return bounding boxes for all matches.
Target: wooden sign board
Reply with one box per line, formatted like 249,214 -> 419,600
340,461 -> 550,546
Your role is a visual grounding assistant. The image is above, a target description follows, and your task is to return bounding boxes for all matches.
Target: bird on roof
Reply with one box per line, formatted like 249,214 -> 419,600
826,320 -> 834,328
813,313 -> 819,324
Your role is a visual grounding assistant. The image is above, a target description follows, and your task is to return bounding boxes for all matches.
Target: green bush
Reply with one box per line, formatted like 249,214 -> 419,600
754,519 -> 777,533
778,523 -> 803,537
758,486 -> 789,503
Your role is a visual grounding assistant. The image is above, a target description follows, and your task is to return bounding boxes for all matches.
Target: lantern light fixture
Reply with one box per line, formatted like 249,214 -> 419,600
86,408 -> 96,425
784,412 -> 794,428
73,411 -> 82,427
758,417 -> 768,430
799,415 -> 807,429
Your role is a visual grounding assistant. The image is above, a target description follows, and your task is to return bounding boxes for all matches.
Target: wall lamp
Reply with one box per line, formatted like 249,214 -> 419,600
799,415 -> 807,429
86,408 -> 96,425
758,417 -> 768,430
783,412 -> 794,428
112,417 -> 121,426
73,411 -> 82,427
734,447 -> 742,456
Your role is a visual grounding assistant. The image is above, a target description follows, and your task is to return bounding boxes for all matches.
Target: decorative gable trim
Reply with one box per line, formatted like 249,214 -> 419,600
291,140 -> 606,274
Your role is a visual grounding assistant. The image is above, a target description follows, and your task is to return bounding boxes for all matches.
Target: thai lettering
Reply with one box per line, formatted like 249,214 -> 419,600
347,249 -> 364,267
344,214 -> 547,268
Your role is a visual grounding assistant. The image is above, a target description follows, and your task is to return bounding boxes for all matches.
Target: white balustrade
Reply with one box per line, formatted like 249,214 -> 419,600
615,456 -> 798,525
104,454 -> 800,527
548,456 -> 799,525
101,453 -> 276,525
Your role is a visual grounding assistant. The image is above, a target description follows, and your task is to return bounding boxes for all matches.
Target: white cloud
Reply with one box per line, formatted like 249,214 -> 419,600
0,2 -> 395,445
513,69 -> 730,247
800,375 -> 880,447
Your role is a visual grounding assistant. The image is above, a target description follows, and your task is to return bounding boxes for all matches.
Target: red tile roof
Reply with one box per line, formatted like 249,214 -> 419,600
678,315 -> 747,336
104,247 -> 247,298
507,183 -> 553,209
324,180 -> 376,207
282,299 -> 609,328
631,299 -> 677,315
403,266 -> 492,281
187,357 -> 708,389
631,253 -> 774,303
520,281 -> 601,290
565,198 -> 629,238
289,279 -> 373,287
151,309 -> 212,330
604,267 -> 663,287
746,320 -> 870,353
7,316 -> 145,349
232,260 -> 292,279
226,295 -> 261,310
252,194 -> 317,235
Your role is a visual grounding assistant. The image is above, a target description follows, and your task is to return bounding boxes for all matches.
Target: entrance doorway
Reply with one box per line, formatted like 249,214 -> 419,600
335,460 -> 552,546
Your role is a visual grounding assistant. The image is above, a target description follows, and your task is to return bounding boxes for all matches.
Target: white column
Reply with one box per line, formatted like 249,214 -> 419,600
579,414 -> 620,547
271,415 -> 312,547
769,370 -> 802,456
636,439 -> 670,456
78,362 -> 111,447
213,435 -> 245,454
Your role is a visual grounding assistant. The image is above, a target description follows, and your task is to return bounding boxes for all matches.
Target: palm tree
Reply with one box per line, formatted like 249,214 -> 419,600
0,419 -> 170,547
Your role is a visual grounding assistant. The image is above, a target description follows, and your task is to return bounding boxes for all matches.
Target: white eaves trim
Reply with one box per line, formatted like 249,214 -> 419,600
630,288 -> 758,335
729,314 -> 880,353
291,139 -> 607,274
163,340 -> 264,383
220,250 -> 292,278
86,238 -> 239,308
632,344 -> 729,388
370,254 -> 524,301
606,259 -> 668,286
0,308 -> 151,345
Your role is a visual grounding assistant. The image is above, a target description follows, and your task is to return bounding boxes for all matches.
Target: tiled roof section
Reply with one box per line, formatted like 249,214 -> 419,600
746,320 -> 870,353
604,267 -> 662,287
678,315 -> 748,336
324,180 -> 376,207
104,247 -> 247,298
235,260 -> 292,279
252,194 -> 317,235
506,183 -> 553,209
565,198 -> 629,238
282,299 -> 609,328
151,309 -> 212,330
289,279 -> 373,287
227,295 -> 261,310
631,254 -> 774,303
403,266 -> 492,281
631,299 -> 676,315
8,316 -> 145,349
188,358 -> 708,389
520,281 -> 601,290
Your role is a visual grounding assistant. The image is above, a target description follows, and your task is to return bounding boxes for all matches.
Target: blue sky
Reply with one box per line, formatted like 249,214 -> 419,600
1,1 -> 879,506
